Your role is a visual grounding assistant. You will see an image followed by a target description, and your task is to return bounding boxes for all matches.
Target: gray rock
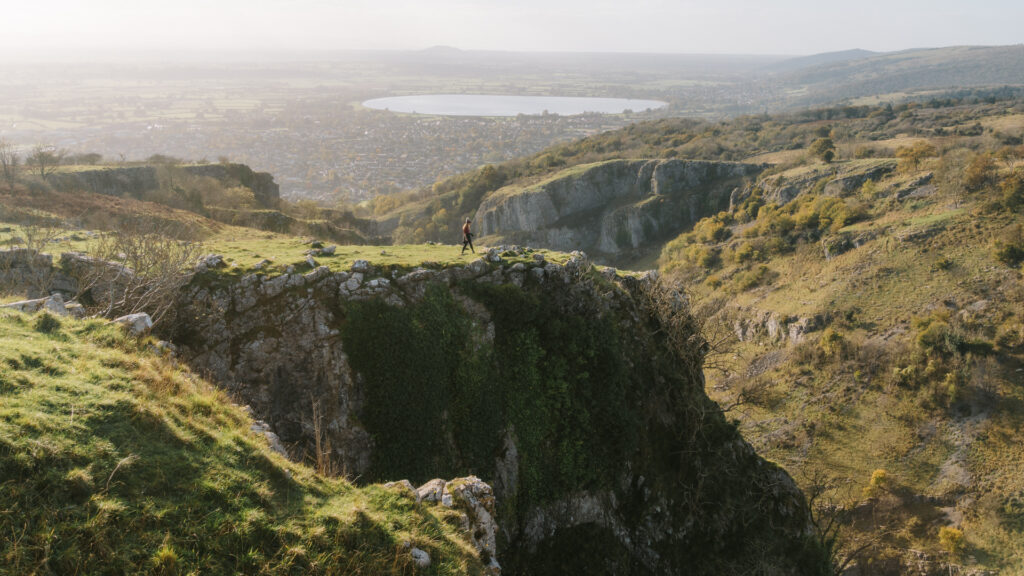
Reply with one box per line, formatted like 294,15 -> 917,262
195,254 -> 226,272
383,479 -> 417,499
111,312 -> 153,336
474,159 -> 761,257
447,476 -> 500,569
1,294 -> 68,316
305,255 -> 318,269
250,420 -> 289,457
417,478 -> 448,504
322,245 -> 336,255
468,258 -> 489,277
345,273 -> 363,291
351,259 -> 371,273
410,547 -> 430,568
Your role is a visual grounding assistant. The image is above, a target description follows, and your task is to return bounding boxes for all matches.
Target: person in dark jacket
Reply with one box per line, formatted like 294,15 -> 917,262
461,218 -> 475,254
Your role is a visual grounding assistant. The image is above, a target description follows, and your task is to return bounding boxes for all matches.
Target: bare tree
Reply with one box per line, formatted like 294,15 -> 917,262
77,221 -> 202,326
802,469 -> 883,576
0,138 -> 18,189
0,217 -> 67,299
640,274 -> 740,376
25,145 -> 65,180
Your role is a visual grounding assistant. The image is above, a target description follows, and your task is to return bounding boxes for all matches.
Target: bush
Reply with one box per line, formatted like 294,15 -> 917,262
33,312 -> 62,334
992,224 -> 1024,266
999,170 -> 1024,211
964,154 -> 996,192
863,468 -> 891,497
938,526 -> 966,557
818,327 -> 846,358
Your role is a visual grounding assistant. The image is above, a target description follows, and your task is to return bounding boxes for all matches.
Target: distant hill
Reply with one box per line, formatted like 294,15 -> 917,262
779,44 -> 1024,105
769,48 -> 878,72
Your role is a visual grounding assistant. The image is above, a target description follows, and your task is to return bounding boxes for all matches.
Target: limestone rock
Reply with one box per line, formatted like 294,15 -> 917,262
111,312 -> 153,336
1,294 -> 68,316
447,476 -> 499,569
195,254 -> 226,272
383,479 -> 417,499
410,547 -> 430,568
250,420 -> 289,457
417,478 -> 448,504
474,159 -> 762,257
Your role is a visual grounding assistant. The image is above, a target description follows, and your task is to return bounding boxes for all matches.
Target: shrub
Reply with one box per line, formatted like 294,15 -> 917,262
863,468 -> 891,497
992,223 -> 1024,266
818,327 -> 846,358
999,170 -> 1024,211
938,526 -> 966,557
964,154 -> 996,192
33,312 -> 62,334
916,320 -> 954,354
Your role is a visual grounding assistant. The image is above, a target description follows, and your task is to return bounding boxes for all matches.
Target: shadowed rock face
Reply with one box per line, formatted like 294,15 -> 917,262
474,159 -> 763,260
47,163 -> 279,208
172,254 -> 827,575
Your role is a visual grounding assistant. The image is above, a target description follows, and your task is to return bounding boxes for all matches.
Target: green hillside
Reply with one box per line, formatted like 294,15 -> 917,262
368,94 -> 1024,573
0,309 -> 488,575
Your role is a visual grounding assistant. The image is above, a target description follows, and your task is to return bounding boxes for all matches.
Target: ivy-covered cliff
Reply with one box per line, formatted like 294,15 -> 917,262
172,249 -> 827,575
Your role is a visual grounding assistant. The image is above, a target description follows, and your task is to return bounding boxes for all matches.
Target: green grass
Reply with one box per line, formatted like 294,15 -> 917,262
0,309 -> 487,575
204,228 -> 572,276
658,146 -> 1024,572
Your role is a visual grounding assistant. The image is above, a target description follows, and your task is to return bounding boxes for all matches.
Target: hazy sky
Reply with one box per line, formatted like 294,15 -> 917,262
4,0 -> 1022,56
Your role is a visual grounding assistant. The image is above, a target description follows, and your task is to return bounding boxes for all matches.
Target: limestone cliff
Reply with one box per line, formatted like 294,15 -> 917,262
48,163 -> 280,208
170,252 -> 827,575
474,160 -> 762,261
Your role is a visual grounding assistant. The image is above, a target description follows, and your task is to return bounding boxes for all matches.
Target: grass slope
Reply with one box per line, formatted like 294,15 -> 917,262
0,309 -> 486,575
657,144 -> 1024,572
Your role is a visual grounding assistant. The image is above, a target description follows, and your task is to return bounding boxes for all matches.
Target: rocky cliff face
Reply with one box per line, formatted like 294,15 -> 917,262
48,163 -> 280,208
170,252 -> 826,575
474,160 -> 762,261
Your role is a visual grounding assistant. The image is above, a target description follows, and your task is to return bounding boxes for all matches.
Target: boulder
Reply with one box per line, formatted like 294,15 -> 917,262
447,476 -> 500,569
112,312 -> 153,337
195,254 -> 226,272
410,547 -> 431,568
417,478 -> 448,504
1,294 -> 68,316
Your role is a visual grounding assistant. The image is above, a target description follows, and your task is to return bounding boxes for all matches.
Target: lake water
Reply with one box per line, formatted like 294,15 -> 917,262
361,94 -> 668,117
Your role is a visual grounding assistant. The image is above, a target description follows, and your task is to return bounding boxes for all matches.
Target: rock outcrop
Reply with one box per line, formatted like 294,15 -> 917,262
48,162 -> 279,208
171,252 -> 826,575
474,159 -> 763,260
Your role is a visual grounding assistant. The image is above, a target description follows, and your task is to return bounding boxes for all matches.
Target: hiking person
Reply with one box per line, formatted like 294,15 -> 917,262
461,218 -> 475,254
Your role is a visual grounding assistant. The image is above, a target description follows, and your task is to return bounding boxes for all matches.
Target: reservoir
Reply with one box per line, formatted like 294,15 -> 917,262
362,94 -> 668,117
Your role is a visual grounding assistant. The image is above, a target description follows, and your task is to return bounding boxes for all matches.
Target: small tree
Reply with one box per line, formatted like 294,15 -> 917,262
79,221 -> 202,327
0,138 -> 18,189
25,145 -> 64,180
895,141 -> 937,172
809,138 -> 836,164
